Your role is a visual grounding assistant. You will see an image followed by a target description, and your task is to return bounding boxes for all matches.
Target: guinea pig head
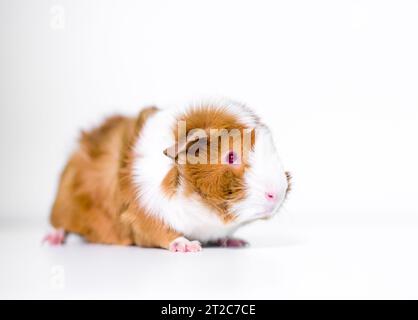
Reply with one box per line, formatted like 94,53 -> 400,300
163,105 -> 290,224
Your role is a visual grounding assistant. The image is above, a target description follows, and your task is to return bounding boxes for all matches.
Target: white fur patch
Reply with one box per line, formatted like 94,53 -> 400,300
187,97 -> 259,128
132,106 -> 240,242
231,126 -> 288,222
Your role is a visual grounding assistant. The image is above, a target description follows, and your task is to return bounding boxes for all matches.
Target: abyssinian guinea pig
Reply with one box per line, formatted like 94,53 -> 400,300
45,99 -> 291,252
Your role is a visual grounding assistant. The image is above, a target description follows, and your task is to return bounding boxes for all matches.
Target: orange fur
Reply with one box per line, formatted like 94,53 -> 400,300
166,106 -> 256,223
161,166 -> 180,198
50,107 -> 180,249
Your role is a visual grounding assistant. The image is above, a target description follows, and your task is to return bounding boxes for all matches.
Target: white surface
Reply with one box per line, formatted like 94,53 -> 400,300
1,220 -> 418,300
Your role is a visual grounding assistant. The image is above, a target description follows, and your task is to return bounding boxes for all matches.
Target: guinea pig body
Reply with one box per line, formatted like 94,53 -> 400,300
48,99 -> 290,251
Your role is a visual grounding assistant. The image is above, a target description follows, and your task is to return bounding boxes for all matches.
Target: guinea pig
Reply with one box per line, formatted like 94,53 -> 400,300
45,99 -> 291,252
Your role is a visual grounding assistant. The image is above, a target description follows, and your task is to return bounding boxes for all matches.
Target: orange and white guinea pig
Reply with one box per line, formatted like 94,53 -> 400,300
45,99 -> 291,252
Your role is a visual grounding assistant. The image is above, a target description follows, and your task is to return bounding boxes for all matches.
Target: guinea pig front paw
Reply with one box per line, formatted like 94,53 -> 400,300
169,237 -> 202,253
209,238 -> 249,248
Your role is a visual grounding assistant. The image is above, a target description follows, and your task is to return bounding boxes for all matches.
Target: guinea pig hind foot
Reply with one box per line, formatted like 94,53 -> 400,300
168,237 -> 202,253
42,228 -> 66,246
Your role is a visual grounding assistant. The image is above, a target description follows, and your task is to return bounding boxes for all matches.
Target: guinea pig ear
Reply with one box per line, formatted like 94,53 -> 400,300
163,131 -> 207,161
163,141 -> 187,160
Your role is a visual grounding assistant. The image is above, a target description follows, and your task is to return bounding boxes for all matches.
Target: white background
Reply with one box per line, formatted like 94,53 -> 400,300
1,0 -> 418,299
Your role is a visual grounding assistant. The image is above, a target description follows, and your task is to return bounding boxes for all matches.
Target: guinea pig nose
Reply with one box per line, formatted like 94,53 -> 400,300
265,192 -> 277,201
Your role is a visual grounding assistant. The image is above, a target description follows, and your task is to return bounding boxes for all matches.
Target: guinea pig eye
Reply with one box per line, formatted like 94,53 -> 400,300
227,151 -> 237,165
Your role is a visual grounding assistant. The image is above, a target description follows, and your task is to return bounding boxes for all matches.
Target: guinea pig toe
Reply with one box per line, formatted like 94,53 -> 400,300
187,240 -> 202,252
215,238 -> 248,248
43,228 -> 66,246
169,237 -> 202,253
226,238 -> 249,248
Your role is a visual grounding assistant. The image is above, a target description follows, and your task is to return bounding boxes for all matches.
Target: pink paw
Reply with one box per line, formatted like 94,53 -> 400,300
169,237 -> 202,253
43,228 -> 66,246
213,238 -> 249,248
